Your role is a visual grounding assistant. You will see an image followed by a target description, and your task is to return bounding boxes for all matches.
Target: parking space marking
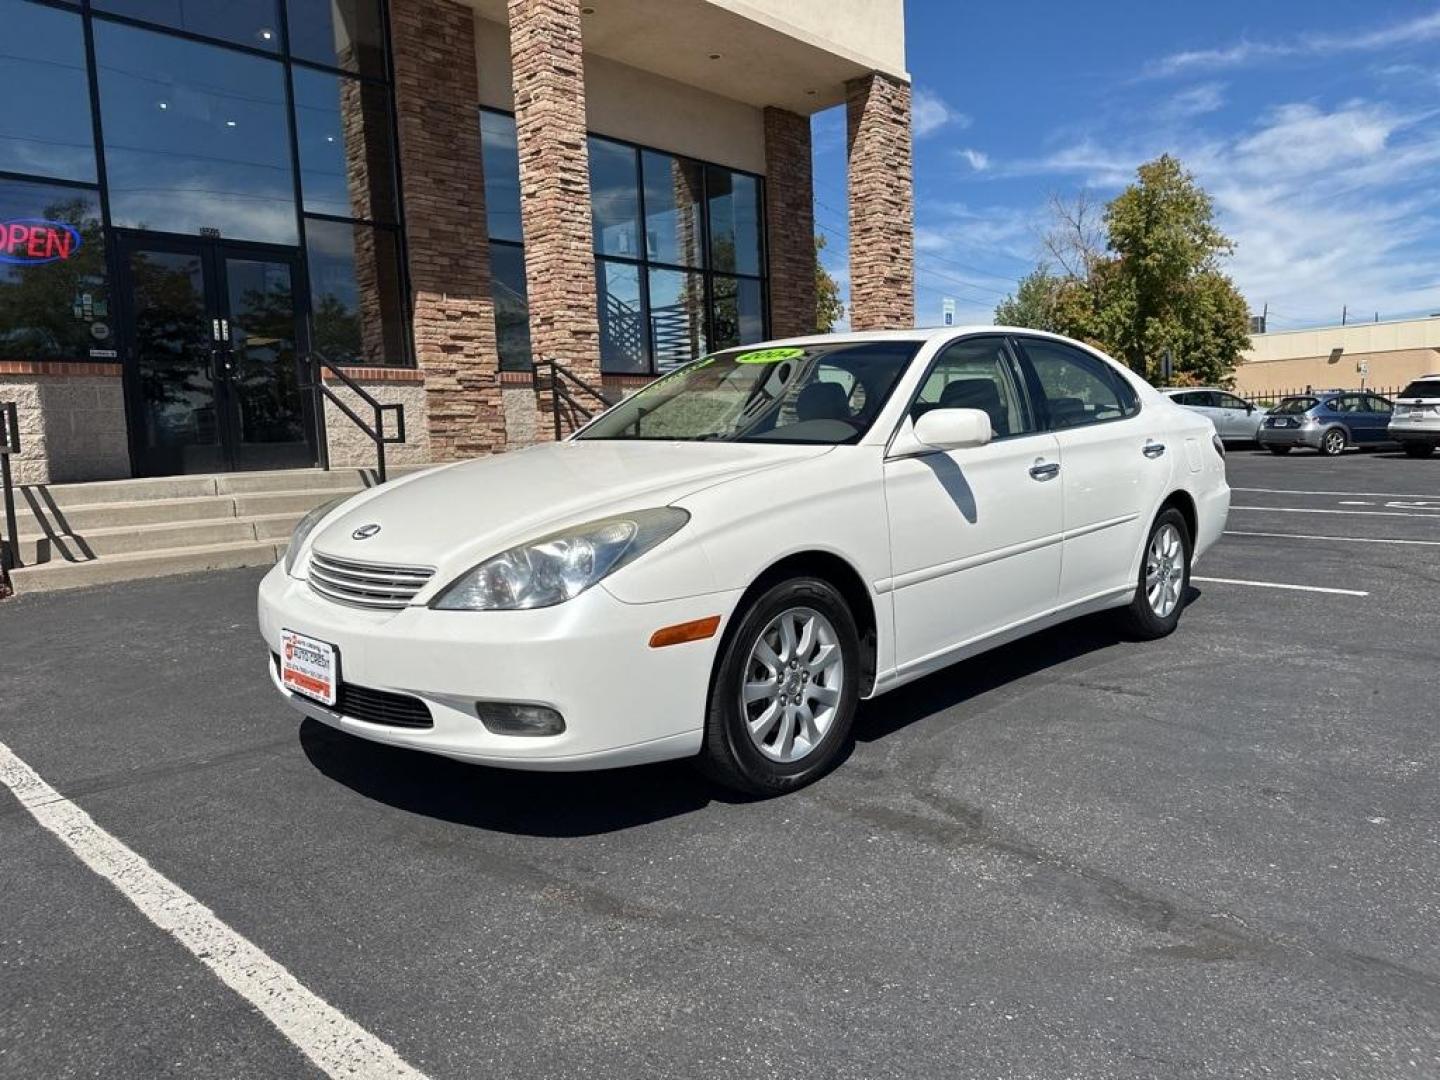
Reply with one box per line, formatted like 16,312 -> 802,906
1192,576 -> 1369,597
1226,530 -> 1440,547
0,741 -> 430,1080
1233,486 -> 1440,500
1231,505 -> 1440,519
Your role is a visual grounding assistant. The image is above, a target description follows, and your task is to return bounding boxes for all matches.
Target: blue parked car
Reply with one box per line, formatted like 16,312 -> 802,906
1257,391 -> 1396,456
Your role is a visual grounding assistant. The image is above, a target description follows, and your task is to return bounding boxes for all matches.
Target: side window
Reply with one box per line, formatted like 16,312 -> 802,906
909,338 -> 1034,439
1218,392 -> 1248,410
1368,395 -> 1392,414
1325,397 -> 1347,413
1020,339 -> 1139,430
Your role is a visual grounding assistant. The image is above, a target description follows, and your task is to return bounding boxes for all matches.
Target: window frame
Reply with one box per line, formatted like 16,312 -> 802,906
1011,334 -> 1143,433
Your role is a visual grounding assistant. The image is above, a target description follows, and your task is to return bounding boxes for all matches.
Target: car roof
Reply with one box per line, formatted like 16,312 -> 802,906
755,326 -> 1106,349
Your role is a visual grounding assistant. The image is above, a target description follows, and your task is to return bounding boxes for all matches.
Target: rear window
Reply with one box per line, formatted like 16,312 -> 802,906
1273,396 -> 1318,415
1399,380 -> 1440,399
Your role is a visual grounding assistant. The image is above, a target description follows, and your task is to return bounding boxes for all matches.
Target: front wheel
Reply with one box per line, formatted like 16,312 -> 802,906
698,577 -> 860,796
1320,428 -> 1347,456
1118,509 -> 1192,640
1403,442 -> 1436,459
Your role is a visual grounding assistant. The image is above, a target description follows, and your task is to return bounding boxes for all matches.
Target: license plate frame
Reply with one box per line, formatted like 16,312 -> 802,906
280,629 -> 338,707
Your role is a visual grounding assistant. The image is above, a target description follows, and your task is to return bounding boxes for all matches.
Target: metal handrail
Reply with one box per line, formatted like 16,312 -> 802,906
299,353 -> 405,483
1,401 -> 19,583
537,358 -> 612,440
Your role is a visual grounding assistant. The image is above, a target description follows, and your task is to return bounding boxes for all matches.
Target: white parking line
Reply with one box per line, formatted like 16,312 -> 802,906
1233,486 -> 1440,499
1231,505 -> 1440,519
1226,530 -> 1440,547
1192,576 -> 1369,597
0,741 -> 429,1080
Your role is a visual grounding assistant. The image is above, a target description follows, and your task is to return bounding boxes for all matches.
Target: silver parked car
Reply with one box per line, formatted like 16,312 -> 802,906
1388,374 -> 1440,458
1160,388 -> 1268,443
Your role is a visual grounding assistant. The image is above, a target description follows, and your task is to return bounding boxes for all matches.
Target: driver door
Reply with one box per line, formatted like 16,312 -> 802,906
882,336 -> 1063,676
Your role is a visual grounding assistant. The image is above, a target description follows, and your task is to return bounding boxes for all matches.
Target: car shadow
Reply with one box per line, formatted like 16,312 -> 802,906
301,590 -> 1204,837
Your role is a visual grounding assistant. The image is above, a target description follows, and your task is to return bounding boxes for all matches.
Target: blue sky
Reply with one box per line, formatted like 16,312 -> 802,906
814,0 -> 1440,332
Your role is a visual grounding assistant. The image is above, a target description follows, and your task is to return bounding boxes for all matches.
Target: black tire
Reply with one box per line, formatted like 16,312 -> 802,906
1118,508 -> 1192,641
1402,442 -> 1436,459
1320,427 -> 1347,456
697,576 -> 861,796
1267,446 -> 1292,456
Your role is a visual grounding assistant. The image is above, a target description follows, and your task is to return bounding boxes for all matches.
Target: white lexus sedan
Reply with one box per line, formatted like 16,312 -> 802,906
259,329 -> 1229,795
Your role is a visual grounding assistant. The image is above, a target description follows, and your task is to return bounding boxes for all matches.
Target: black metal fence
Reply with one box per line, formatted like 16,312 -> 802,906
1236,385 -> 1407,408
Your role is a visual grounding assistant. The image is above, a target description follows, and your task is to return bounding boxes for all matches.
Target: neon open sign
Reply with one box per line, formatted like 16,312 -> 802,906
0,219 -> 83,265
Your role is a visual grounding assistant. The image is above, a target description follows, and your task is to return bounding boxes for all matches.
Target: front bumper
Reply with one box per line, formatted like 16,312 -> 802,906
257,562 -> 743,770
1257,424 -> 1323,449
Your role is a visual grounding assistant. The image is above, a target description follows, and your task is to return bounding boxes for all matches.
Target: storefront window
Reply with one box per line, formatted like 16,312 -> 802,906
479,111 -> 522,244
0,1 -> 97,183
647,267 -> 706,369
642,151 -> 703,269
95,20 -> 297,244
304,216 -> 407,366
707,168 -> 762,276
491,243 -> 530,371
0,178 -> 110,361
286,0 -> 387,79
712,275 -> 765,351
589,137 -> 640,259
93,0 -> 282,51
293,66 -> 397,223
596,260 -> 644,373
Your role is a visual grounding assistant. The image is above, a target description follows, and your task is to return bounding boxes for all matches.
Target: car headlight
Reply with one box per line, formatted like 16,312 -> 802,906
283,496 -> 348,574
432,507 -> 690,611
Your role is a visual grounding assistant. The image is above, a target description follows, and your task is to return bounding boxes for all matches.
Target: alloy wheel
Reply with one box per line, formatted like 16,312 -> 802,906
1324,429 -> 1346,455
1145,523 -> 1185,619
739,606 -> 845,763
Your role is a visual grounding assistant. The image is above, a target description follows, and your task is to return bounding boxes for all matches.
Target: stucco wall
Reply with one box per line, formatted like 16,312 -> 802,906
475,16 -> 767,174
1235,318 -> 1440,395
703,0 -> 906,77
0,369 -> 130,485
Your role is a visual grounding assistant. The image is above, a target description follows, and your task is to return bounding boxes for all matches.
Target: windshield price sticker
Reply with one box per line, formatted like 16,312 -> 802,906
734,347 -> 806,365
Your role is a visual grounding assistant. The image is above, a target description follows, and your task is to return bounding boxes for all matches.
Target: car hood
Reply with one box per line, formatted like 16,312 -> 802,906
307,440 -> 832,572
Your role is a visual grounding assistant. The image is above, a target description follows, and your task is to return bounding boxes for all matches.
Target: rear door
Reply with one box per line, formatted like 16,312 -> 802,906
1213,391 -> 1254,439
1013,336 -> 1169,609
1364,394 -> 1394,442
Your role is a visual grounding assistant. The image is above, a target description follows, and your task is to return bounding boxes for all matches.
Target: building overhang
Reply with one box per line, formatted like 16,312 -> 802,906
466,0 -> 908,114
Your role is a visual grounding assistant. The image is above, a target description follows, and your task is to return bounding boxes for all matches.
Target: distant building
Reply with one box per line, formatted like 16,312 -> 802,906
1233,316 -> 1440,395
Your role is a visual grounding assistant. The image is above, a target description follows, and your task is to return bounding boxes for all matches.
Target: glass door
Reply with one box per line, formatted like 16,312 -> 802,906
118,234 -> 316,475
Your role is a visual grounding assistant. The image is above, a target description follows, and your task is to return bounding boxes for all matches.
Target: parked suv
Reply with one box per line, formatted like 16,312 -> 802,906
1258,391 -> 1395,456
1388,375 -> 1440,458
1160,388 -> 1267,443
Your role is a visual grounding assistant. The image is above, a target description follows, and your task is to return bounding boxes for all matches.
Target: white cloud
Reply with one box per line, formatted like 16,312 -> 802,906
912,87 -> 971,138
958,148 -> 991,171
1158,83 -> 1227,120
1146,8 -> 1440,78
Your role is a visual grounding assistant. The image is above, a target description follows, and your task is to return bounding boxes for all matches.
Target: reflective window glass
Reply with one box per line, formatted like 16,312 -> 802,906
647,267 -> 706,370
95,20 -> 297,243
0,0 -> 96,182
304,217 -> 407,365
94,0 -> 282,51
293,66 -> 396,222
480,111 -> 522,243
596,259 -> 645,373
286,0 -> 386,78
711,275 -> 764,351
589,138 -> 640,258
642,151 -> 703,269
707,167 -> 761,276
491,243 -> 531,371
0,178 -> 110,361
1022,338 -> 1137,429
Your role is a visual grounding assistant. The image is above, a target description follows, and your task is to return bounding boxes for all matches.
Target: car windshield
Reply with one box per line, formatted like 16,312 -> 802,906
1399,380 -> 1440,398
575,341 -> 920,444
1274,396 -> 1319,415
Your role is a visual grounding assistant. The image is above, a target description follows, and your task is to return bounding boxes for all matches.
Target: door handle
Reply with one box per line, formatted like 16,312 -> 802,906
1029,461 -> 1060,481
1143,440 -> 1167,459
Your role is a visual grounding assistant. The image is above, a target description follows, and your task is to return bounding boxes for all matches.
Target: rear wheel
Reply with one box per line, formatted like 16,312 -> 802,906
1320,428 -> 1347,456
698,577 -> 860,796
1118,509 -> 1192,640
1402,442 -> 1436,459
1267,445 -> 1291,456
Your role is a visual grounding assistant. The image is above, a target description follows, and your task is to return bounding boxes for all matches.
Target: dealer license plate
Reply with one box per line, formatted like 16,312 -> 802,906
280,629 -> 337,706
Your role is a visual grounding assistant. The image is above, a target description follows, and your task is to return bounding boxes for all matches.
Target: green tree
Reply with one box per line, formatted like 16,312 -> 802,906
815,234 -> 844,332
994,266 -> 1064,332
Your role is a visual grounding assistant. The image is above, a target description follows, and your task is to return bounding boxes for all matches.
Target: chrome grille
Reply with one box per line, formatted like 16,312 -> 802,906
307,551 -> 435,610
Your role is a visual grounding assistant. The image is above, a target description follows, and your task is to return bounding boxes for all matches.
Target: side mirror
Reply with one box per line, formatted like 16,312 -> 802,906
913,407 -> 993,451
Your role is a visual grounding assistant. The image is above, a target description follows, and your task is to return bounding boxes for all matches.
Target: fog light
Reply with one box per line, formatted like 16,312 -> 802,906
475,701 -> 565,737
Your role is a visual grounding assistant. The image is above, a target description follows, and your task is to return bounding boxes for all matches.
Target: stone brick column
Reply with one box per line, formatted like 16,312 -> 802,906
508,0 -> 602,394
389,0 -> 505,460
845,73 -> 914,330
763,107 -> 817,338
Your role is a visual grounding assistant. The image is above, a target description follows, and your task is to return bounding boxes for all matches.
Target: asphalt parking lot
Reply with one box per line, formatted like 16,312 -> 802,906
3,447 -> 1439,1079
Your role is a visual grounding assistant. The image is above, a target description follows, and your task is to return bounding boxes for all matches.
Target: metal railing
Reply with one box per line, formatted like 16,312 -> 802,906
536,359 -> 614,440
300,353 -> 406,483
1237,385 -> 1405,407
1,401 -> 19,584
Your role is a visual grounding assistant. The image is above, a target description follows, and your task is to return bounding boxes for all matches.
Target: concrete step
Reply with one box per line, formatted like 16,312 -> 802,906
21,465 -> 421,509
9,539 -> 284,593
14,512 -> 306,565
213,468 -> 383,496
232,488 -> 361,518
11,487 -> 356,535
